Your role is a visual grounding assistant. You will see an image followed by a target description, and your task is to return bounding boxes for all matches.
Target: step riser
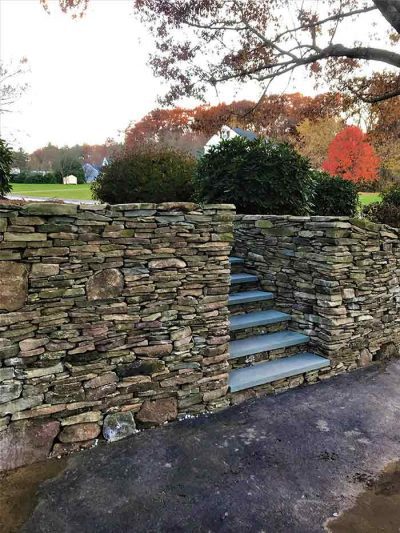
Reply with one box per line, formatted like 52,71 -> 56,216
230,343 -> 310,369
228,299 -> 275,316
230,321 -> 289,341
230,263 -> 247,274
229,281 -> 260,294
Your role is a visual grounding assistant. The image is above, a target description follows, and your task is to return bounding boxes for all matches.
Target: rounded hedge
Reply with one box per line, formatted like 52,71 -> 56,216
91,147 -> 196,204
195,137 -> 314,215
363,184 -> 400,227
363,202 -> 400,227
11,172 -> 59,184
311,172 -> 359,216
381,185 -> 400,207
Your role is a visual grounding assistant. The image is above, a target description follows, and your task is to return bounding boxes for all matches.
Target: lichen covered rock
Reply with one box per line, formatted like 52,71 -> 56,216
103,412 -> 136,442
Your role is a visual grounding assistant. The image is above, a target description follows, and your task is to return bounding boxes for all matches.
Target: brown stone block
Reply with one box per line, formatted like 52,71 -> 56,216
134,344 -> 173,357
0,262 -> 29,312
86,268 -> 124,301
136,397 -> 177,426
85,383 -> 117,401
58,422 -> 101,443
0,419 -> 60,471
83,372 -> 117,390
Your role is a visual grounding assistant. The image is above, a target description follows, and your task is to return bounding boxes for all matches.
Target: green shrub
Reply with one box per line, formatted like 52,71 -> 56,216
27,173 -> 58,184
363,202 -> 400,227
195,137 -> 314,215
91,147 -> 195,204
312,172 -> 359,216
363,184 -> 400,227
11,172 -> 58,184
0,138 -> 13,197
10,173 -> 25,184
381,185 -> 400,207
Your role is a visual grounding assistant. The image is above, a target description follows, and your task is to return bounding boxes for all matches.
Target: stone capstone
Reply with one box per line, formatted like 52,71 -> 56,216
86,269 -> 124,301
102,412 -> 137,442
136,398 -> 178,426
0,262 -> 29,312
23,202 -> 78,216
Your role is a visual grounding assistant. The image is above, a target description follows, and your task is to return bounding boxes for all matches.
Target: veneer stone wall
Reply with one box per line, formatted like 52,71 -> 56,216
0,202 -> 234,471
234,215 -> 400,371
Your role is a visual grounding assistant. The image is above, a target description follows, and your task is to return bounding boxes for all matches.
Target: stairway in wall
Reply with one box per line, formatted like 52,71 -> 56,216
228,256 -> 330,394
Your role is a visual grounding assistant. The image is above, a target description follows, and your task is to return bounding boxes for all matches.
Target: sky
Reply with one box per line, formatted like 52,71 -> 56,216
0,0 -> 391,152
1,0 -> 163,151
0,0 -> 319,152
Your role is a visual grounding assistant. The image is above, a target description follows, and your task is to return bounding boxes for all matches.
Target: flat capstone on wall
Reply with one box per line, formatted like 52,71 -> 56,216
0,201 -> 234,471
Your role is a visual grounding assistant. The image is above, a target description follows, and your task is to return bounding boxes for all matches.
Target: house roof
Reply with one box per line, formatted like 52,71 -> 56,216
231,127 -> 258,141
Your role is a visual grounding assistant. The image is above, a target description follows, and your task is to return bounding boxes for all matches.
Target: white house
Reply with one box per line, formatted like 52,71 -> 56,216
63,175 -> 78,185
204,125 -> 258,154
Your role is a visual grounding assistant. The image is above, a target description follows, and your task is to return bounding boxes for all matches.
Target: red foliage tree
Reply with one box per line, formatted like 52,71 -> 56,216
125,92 -> 347,153
322,126 -> 380,182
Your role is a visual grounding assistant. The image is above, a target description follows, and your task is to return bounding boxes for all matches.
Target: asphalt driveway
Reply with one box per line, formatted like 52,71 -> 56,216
5,360 -> 400,532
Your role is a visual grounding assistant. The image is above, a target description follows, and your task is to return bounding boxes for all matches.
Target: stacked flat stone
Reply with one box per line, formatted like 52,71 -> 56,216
0,202 -> 234,470
234,215 -> 400,375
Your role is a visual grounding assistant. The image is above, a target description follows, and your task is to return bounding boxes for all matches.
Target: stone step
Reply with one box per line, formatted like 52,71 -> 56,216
229,330 -> 309,360
228,290 -> 274,306
230,273 -> 258,285
229,256 -> 245,265
229,310 -> 290,331
229,352 -> 330,392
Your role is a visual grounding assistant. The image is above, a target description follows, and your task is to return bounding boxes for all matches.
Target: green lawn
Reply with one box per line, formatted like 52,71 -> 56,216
10,183 -> 382,206
359,192 -> 381,206
11,183 -> 93,201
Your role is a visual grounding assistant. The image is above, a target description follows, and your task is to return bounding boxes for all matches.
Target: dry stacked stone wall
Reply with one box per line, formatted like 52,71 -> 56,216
0,202 -> 234,471
234,215 -> 400,372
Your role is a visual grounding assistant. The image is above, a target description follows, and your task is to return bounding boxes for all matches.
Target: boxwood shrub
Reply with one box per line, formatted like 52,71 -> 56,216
363,185 -> 400,227
311,171 -> 359,216
195,137 -> 314,215
91,147 -> 195,204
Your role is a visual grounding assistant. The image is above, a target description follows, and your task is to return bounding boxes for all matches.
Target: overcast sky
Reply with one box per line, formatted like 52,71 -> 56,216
0,0 -> 320,152
0,0 -> 389,152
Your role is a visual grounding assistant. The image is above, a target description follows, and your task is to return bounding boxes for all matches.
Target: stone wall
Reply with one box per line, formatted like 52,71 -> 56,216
0,202 -> 234,471
234,215 -> 400,371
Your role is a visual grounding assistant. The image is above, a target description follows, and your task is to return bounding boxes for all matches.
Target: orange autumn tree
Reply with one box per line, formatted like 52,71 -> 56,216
322,126 -> 380,183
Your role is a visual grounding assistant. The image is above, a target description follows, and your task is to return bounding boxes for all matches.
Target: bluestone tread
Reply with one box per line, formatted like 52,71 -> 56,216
229,310 -> 291,331
229,330 -> 309,359
228,352 -> 330,392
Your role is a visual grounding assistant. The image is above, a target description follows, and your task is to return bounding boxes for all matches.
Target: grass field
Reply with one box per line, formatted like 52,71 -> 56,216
11,183 -> 93,201
10,183 -> 382,206
359,192 -> 381,205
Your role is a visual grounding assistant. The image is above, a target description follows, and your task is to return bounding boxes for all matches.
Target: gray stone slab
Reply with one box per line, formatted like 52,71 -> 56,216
229,256 -> 244,264
228,290 -> 274,306
229,330 -> 309,359
230,273 -> 258,284
229,352 -> 330,392
229,310 -> 291,331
